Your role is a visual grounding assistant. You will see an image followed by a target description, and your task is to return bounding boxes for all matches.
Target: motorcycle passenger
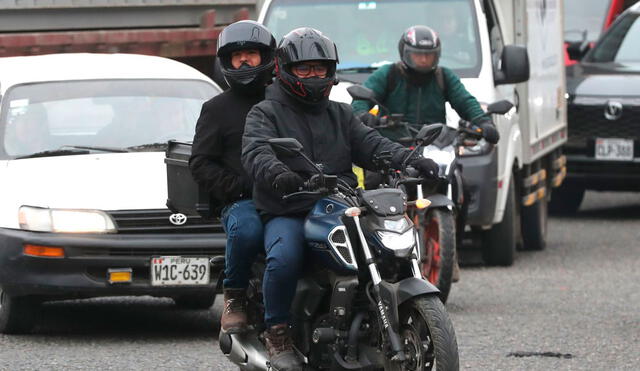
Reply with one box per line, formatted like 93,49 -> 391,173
352,25 -> 499,144
241,27 -> 440,371
189,20 -> 276,334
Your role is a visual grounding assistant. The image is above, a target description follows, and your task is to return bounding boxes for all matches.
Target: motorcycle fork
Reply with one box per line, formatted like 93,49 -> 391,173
350,215 -> 406,362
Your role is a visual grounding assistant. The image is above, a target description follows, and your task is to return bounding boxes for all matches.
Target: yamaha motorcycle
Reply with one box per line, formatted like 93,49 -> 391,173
219,126 -> 459,371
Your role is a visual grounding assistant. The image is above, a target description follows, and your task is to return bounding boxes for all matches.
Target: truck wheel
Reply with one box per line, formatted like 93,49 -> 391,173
0,288 -> 37,334
521,195 -> 548,250
418,209 -> 456,303
173,294 -> 216,310
482,177 -> 516,266
549,183 -> 585,215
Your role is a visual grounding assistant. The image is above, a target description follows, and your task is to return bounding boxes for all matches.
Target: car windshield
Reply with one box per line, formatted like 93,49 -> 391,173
587,12 -> 640,63
564,0 -> 612,42
263,0 -> 482,77
0,79 -> 218,159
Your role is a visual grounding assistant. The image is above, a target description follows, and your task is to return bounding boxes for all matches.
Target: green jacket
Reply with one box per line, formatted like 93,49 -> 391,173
351,63 -> 485,140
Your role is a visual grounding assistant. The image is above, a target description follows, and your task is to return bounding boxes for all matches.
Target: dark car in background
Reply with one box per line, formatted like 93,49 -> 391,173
551,2 -> 640,213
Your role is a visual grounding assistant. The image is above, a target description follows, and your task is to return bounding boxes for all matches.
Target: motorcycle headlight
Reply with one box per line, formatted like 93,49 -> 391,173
459,138 -> 492,157
18,206 -> 117,233
377,229 -> 416,252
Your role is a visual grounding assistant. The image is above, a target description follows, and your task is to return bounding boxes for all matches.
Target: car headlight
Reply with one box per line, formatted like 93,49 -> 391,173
459,138 -> 492,157
377,229 -> 416,251
18,206 -> 117,233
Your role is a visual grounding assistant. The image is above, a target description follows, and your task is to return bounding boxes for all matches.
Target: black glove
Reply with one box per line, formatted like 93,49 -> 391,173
272,171 -> 305,196
358,112 -> 381,127
410,157 -> 440,179
479,120 -> 500,144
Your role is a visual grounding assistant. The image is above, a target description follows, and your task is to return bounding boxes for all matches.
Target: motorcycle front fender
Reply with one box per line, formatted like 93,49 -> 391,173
377,278 -> 440,331
425,193 -> 455,209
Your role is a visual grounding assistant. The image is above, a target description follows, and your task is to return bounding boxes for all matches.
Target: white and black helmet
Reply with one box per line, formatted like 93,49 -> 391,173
398,25 -> 441,73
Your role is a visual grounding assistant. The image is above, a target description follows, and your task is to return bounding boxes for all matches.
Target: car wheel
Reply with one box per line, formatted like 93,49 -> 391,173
173,294 -> 216,310
549,183 -> 585,215
0,288 -> 38,334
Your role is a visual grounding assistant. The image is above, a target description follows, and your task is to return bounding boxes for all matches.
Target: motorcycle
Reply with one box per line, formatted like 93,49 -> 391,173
219,124 -> 460,371
347,85 -> 513,303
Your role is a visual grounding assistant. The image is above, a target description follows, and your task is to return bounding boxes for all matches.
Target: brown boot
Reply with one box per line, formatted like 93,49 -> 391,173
264,324 -> 303,371
220,288 -> 248,334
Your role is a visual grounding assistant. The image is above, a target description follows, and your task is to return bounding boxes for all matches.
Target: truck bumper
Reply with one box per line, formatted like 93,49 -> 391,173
0,228 -> 225,299
459,150 -> 498,226
566,154 -> 640,191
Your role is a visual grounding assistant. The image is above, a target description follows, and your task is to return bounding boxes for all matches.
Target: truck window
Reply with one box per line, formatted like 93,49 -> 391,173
0,79 -> 218,159
263,0 -> 482,78
482,0 -> 505,72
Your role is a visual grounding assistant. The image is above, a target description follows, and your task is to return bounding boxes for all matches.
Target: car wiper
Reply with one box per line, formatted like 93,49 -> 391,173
15,148 -> 91,159
59,145 -> 129,153
127,142 -> 168,151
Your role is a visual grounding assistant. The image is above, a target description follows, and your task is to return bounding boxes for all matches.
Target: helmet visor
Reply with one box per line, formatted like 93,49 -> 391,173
402,45 -> 439,72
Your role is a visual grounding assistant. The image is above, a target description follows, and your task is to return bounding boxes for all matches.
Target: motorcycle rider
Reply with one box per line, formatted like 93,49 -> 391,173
241,27 -> 440,371
352,25 -> 499,144
352,25 -> 500,282
189,20 -> 276,334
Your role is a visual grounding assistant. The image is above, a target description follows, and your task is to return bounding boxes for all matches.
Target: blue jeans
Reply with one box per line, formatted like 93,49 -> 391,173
262,216 -> 306,328
220,200 -> 264,289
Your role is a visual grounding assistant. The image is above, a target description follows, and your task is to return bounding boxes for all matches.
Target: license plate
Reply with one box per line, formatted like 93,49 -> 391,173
595,138 -> 634,161
150,256 -> 210,286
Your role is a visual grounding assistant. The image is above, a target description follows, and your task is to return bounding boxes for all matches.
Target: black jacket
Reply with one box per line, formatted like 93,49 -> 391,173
242,80 -> 411,216
190,88 -> 264,212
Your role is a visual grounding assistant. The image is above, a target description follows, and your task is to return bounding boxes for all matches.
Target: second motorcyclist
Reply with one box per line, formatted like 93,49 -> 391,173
241,27 -> 440,371
189,20 -> 276,334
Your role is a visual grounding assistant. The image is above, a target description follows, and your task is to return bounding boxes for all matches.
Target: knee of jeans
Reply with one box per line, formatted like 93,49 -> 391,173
232,219 -> 263,246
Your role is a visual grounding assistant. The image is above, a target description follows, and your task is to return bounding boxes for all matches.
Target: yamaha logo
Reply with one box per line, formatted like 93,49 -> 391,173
604,101 -> 623,121
169,213 -> 187,226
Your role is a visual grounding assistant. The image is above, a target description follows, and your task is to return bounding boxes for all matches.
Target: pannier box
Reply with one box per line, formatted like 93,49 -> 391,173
165,140 -> 212,218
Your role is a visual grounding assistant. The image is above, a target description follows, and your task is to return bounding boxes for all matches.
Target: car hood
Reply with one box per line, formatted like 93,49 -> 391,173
567,62 -> 640,97
0,152 -> 168,228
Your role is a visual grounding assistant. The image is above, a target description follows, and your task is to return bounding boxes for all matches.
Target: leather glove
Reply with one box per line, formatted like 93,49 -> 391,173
358,112 -> 381,127
410,157 -> 440,179
479,120 -> 500,144
272,171 -> 305,196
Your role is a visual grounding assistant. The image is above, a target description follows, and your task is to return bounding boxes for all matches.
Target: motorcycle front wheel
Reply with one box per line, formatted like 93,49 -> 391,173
385,295 -> 459,371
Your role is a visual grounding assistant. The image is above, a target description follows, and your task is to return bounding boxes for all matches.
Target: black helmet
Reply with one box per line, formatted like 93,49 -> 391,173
217,20 -> 276,92
398,25 -> 441,73
275,27 -> 339,105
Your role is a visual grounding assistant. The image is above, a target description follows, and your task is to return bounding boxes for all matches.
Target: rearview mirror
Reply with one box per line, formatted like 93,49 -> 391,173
347,85 -> 378,103
566,41 -> 591,61
486,100 -> 514,115
416,124 -> 444,145
495,45 -> 530,85
267,138 -> 304,158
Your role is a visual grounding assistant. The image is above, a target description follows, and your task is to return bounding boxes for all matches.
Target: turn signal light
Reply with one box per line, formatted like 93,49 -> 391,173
108,268 -> 133,284
415,199 -> 431,209
23,244 -> 65,258
344,207 -> 362,217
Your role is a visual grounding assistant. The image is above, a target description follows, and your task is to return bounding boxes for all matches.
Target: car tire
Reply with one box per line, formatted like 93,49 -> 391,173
173,294 -> 216,310
521,194 -> 548,251
482,176 -> 517,266
0,288 -> 38,334
549,183 -> 585,215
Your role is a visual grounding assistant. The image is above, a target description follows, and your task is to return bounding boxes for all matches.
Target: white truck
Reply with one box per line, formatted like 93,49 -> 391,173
258,0 -> 567,265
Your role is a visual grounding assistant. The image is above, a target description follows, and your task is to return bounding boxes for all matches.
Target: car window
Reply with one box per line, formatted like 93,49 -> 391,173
0,79 -> 218,158
263,0 -> 482,77
588,13 -> 640,63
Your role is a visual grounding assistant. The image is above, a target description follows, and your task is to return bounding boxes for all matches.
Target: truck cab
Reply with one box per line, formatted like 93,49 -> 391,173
259,0 -> 567,265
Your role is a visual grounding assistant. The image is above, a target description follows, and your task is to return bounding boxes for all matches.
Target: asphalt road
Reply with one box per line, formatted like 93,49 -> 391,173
0,191 -> 638,370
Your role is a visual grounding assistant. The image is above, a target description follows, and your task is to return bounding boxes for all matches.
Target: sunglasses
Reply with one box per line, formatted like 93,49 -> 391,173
291,63 -> 329,77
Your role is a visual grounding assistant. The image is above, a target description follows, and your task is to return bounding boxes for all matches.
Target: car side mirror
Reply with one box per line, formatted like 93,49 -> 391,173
347,85 -> 379,104
495,45 -> 530,85
566,41 -> 591,61
267,138 -> 304,158
416,124 -> 444,145
486,100 -> 514,115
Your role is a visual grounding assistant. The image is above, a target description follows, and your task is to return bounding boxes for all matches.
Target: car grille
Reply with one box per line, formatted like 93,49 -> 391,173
567,103 -> 640,153
107,209 -> 223,234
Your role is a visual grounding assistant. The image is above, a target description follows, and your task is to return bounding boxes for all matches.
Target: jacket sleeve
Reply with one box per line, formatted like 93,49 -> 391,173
242,104 -> 290,188
443,67 -> 488,123
189,102 -> 244,203
346,106 -> 410,170
351,64 -> 392,115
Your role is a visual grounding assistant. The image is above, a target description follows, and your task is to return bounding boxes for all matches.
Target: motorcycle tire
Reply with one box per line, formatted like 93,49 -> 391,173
0,288 -> 38,334
417,208 -> 456,303
481,176 -> 517,266
385,294 -> 459,371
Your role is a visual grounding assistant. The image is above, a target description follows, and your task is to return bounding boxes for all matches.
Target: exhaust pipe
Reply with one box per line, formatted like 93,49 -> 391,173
219,331 -> 269,371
